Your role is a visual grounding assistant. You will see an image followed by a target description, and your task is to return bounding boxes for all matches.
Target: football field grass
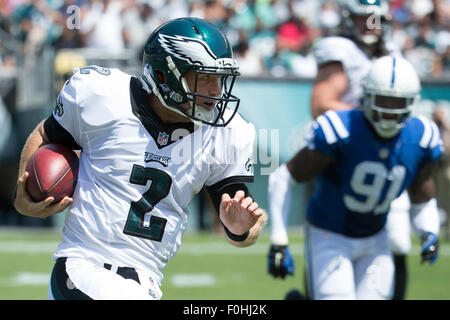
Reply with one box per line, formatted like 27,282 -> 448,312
0,227 -> 449,300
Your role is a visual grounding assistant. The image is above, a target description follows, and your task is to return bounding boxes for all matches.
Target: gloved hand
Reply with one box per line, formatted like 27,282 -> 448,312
268,244 -> 295,279
421,232 -> 439,265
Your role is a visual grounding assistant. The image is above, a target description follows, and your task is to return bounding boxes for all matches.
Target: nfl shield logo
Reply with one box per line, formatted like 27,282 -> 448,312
157,132 -> 170,146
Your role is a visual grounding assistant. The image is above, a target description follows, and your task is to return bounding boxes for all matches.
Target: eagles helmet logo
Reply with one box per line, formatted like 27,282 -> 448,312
158,34 -> 217,66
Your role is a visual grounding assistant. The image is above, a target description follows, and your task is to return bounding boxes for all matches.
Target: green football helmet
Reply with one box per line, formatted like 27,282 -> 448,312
142,17 -> 240,127
340,0 -> 391,46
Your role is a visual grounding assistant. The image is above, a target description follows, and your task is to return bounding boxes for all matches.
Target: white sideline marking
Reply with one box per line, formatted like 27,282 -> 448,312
0,241 -> 59,253
171,273 -> 216,287
14,272 -> 50,286
0,272 -> 50,286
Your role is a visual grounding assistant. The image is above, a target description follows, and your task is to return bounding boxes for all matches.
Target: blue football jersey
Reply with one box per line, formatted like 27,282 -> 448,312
306,109 -> 443,238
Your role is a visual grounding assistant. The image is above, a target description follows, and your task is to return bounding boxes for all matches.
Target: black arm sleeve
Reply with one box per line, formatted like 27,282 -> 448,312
43,114 -> 82,150
205,176 -> 254,214
205,176 -> 254,241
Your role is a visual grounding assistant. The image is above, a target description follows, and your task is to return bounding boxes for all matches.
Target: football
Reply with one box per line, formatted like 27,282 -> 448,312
26,144 -> 79,203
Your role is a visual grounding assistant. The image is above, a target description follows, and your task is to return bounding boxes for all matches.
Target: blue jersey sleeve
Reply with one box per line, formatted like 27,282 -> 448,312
306,111 -> 350,160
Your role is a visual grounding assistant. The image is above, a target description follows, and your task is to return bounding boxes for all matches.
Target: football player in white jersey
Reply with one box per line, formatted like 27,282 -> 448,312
269,0 -> 412,300
13,17 -> 266,300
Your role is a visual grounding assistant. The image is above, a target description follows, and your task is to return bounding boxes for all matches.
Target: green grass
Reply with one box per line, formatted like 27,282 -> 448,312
0,228 -> 449,300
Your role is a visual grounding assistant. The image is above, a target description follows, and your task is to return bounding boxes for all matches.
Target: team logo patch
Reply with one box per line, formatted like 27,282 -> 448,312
245,156 -> 254,174
53,95 -> 64,117
157,132 -> 170,146
144,152 -> 170,167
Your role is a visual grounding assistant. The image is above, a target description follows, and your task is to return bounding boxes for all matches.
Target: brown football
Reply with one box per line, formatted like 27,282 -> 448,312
26,144 -> 79,203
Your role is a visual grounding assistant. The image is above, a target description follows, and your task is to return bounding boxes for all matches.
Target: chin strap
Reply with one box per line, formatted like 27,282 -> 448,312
140,75 -> 152,94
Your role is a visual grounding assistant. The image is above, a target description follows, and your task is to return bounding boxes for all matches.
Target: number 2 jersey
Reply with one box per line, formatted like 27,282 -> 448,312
47,67 -> 255,285
306,109 -> 443,238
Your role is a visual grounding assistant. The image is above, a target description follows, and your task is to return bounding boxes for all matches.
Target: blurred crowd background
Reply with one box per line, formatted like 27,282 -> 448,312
1,0 -> 449,78
0,0 -> 449,230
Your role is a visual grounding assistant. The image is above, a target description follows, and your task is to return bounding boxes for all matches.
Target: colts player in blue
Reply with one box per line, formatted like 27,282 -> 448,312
268,56 -> 442,299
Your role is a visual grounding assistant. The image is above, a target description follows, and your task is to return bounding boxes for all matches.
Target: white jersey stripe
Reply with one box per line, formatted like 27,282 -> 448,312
317,115 -> 337,144
418,116 -> 432,148
325,111 -> 349,139
429,121 -> 441,149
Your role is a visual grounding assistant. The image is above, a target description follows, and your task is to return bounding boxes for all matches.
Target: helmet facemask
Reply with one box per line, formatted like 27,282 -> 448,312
350,14 -> 386,46
178,62 -> 240,126
363,93 -> 417,138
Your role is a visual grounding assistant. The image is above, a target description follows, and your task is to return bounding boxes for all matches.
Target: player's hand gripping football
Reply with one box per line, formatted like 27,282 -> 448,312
268,245 -> 295,279
219,190 -> 264,236
13,171 -> 73,218
421,232 -> 439,265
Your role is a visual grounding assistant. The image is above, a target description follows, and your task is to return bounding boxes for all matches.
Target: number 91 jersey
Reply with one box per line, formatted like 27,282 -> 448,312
306,109 -> 443,237
50,67 -> 255,285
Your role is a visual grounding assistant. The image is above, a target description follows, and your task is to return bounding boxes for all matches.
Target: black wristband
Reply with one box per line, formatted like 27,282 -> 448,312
223,225 -> 249,242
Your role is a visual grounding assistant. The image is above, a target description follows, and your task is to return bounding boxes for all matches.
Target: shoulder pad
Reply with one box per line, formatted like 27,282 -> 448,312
410,116 -> 442,149
314,37 -> 357,66
315,110 -> 351,144
71,66 -> 132,128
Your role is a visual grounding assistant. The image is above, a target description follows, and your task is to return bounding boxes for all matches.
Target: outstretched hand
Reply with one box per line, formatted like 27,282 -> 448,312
219,190 -> 264,236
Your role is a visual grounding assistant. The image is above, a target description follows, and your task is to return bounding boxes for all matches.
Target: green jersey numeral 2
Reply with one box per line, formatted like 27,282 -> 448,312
123,165 -> 172,241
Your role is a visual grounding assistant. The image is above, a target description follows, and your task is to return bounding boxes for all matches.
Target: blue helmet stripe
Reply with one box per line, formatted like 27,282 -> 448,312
390,57 -> 396,89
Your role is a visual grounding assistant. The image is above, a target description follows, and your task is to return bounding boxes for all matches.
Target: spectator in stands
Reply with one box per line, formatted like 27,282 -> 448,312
318,1 -> 340,37
188,1 -> 205,19
80,0 -> 131,52
0,0 -> 448,79
157,0 -> 189,22
122,1 -> 163,53
234,37 -> 266,76
0,40 -> 17,68
53,0 -> 88,50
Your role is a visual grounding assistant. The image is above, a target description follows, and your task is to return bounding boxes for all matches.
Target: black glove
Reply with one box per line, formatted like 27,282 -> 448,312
421,232 -> 439,265
268,245 -> 295,279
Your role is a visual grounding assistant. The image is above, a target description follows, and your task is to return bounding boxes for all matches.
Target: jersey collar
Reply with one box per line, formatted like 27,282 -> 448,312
129,76 -> 195,149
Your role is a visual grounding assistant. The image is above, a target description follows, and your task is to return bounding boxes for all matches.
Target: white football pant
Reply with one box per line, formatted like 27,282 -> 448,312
48,257 -> 162,300
305,223 -> 394,300
386,191 -> 412,255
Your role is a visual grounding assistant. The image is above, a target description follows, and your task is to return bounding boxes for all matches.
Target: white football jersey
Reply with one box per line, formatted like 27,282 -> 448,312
313,36 -> 401,107
51,66 -> 255,285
